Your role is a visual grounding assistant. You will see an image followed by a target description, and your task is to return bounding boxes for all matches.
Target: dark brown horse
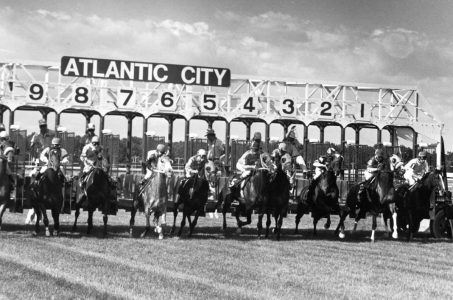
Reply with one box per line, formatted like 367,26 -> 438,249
335,170 -> 396,242
395,171 -> 442,240
130,155 -> 173,239
295,170 -> 341,236
170,160 -> 214,237
72,158 -> 112,236
0,155 -> 11,231
31,149 -> 65,236
267,154 -> 291,240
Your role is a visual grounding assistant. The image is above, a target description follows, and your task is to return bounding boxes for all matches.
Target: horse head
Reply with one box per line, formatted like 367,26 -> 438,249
48,148 -> 61,171
157,155 -> 173,178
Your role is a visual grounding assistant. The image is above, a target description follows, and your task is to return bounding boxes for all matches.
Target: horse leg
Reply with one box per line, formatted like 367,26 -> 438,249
141,213 -> 151,238
153,213 -> 163,240
334,211 -> 347,239
51,209 -> 60,237
42,206 -> 51,237
313,215 -> 320,236
72,203 -> 81,232
102,213 -> 108,237
177,211 -> 186,237
170,196 -> 180,235
371,215 -> 377,242
221,195 -> 230,232
390,204 -> 398,239
352,215 -> 360,233
265,212 -> 271,238
189,211 -> 200,238
406,209 -> 413,241
277,212 -> 284,241
129,206 -> 136,237
0,204 -> 6,231
87,210 -> 93,234
295,211 -> 304,234
324,214 -> 331,230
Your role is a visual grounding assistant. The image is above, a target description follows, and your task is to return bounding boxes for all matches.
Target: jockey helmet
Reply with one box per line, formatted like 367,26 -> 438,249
156,144 -> 166,154
0,131 -> 9,139
91,135 -> 100,144
375,149 -> 384,158
313,157 -> 327,168
278,142 -> 287,152
327,147 -> 336,155
38,119 -> 47,126
51,137 -> 61,147
197,149 -> 207,157
251,141 -> 260,150
0,123 -> 4,131
252,132 -> 262,141
205,128 -> 215,136
418,151 -> 427,159
286,130 -> 296,139
87,123 -> 95,130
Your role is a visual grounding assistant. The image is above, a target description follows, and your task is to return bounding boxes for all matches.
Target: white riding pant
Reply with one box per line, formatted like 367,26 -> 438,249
404,169 -> 418,185
364,170 -> 374,181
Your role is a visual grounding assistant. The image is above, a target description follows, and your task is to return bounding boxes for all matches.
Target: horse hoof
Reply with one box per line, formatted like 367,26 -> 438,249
32,231 -> 38,237
54,231 -> 59,237
236,228 -> 242,234
158,233 -> 164,240
339,232 -> 345,239
392,232 -> 398,239
45,229 -> 51,237
324,224 -> 331,230
140,231 -> 147,238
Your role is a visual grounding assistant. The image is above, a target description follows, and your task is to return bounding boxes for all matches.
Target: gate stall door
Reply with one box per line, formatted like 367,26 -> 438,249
8,129 -> 28,212
57,131 -> 77,177
230,139 -> 249,172
102,134 -> 120,176
304,142 -> 336,168
343,144 -> 375,182
189,138 -> 208,157
146,135 -> 165,152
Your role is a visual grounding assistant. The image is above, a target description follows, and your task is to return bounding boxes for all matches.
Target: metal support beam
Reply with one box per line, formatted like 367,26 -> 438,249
142,117 -> 148,161
377,128 -> 382,144
340,126 -> 346,154
0,107 -> 7,123
9,109 -> 14,127
225,121 -> 231,175
389,127 -> 396,147
167,117 -> 174,147
99,115 -> 105,138
355,127 -> 360,145
412,130 -> 418,158
244,120 -> 252,142
304,124 -> 309,159
264,123 -> 270,151
184,119 -> 190,163
319,124 -> 325,143
55,113 -> 60,132
126,115 -> 134,164
207,119 -> 214,130
283,123 -> 289,137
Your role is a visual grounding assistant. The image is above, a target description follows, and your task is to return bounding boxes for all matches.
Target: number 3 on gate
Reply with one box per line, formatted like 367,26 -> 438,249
280,98 -> 297,117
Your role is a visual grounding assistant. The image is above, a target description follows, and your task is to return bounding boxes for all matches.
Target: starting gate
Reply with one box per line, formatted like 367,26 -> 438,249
56,131 -> 78,177
304,142 -> 337,168
189,138 -> 208,157
230,139 -> 248,172
146,135 -> 165,152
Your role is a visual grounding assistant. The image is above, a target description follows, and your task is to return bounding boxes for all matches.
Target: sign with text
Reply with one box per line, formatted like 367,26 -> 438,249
61,56 -> 231,87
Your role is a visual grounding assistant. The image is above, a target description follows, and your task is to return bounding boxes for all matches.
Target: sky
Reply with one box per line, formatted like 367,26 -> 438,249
1,0 -> 452,148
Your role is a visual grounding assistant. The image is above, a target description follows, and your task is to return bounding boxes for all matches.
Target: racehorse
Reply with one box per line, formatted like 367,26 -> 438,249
267,154 -> 291,240
129,155 -> 173,239
235,153 -> 273,237
72,157 -> 112,236
395,170 -> 443,240
170,160 -> 214,237
0,155 -> 11,231
295,169 -> 341,237
335,170 -> 397,242
31,149 -> 65,236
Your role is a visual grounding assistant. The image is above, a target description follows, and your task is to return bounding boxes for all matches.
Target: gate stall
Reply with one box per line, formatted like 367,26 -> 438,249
102,133 -> 120,177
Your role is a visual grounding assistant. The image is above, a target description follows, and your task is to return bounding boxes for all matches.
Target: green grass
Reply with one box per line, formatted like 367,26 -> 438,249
0,211 -> 452,299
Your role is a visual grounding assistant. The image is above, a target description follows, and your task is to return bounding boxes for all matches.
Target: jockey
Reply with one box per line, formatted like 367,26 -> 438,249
30,119 -> 55,160
326,147 -> 343,177
185,149 -> 208,178
79,135 -> 103,186
283,126 -> 308,172
237,141 -> 262,176
306,156 -> 329,207
357,149 -> 390,199
35,137 -> 69,183
0,131 -> 16,190
271,142 -> 294,182
141,144 -> 168,185
206,128 -> 225,164
404,151 -> 429,186
81,123 -> 96,146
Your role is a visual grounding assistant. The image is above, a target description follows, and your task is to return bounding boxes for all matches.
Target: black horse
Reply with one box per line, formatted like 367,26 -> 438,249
395,170 -> 443,240
267,156 -> 291,240
72,161 -> 112,236
31,150 -> 65,236
335,170 -> 396,242
170,161 -> 213,237
295,169 -> 340,236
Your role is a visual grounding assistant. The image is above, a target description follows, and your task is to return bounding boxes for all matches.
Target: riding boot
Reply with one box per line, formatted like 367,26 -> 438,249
8,174 -> 15,191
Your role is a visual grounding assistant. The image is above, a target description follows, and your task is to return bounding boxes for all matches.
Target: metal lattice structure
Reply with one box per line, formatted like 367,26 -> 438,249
0,62 -> 442,134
